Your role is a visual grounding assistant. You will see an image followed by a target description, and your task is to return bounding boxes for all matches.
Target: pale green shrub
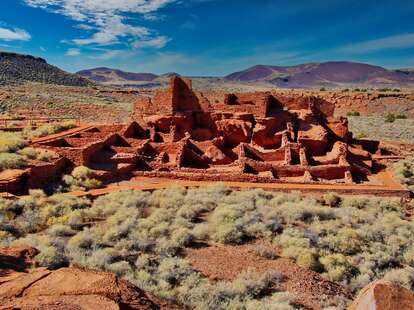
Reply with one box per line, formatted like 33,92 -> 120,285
63,166 -> 101,191
0,132 -> 26,153
320,254 -> 355,282
383,267 -> 414,290
0,152 -> 27,170
34,245 -> 67,269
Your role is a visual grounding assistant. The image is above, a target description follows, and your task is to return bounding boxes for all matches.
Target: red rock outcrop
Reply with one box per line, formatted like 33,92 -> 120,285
348,280 -> 414,310
0,247 -> 177,310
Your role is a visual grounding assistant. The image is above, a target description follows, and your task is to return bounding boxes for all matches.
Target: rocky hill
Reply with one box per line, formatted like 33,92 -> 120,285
78,67 -> 158,84
78,62 -> 414,89
225,61 -> 414,88
0,51 -> 92,87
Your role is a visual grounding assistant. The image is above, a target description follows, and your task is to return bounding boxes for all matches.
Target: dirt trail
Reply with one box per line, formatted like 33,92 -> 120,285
66,175 -> 410,199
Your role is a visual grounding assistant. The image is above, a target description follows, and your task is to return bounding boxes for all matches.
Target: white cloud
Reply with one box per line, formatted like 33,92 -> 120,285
338,33 -> 414,54
0,26 -> 31,41
88,49 -> 131,60
66,48 -> 81,56
132,36 -> 169,49
24,0 -> 174,49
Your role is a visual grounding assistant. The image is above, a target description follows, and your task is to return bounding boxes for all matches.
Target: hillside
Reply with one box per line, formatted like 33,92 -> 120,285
0,51 -> 91,87
77,67 -> 158,84
225,61 -> 414,88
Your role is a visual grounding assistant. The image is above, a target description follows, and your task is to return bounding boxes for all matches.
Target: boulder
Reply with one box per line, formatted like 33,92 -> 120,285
0,246 -> 178,310
0,267 -> 169,310
348,280 -> 414,310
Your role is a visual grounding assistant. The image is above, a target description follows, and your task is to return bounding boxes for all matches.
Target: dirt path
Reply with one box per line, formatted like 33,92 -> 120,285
66,175 -> 410,198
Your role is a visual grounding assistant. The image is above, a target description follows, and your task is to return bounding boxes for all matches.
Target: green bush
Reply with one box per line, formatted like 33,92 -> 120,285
19,147 -> 57,161
355,132 -> 368,139
322,192 -> 341,207
63,166 -> 102,191
346,111 -> 360,117
385,113 -> 396,123
0,153 -> 27,170
393,157 -> 414,192
0,132 -> 26,153
34,245 -> 67,269
24,121 -> 76,139
383,267 -> 414,290
320,254 -> 355,282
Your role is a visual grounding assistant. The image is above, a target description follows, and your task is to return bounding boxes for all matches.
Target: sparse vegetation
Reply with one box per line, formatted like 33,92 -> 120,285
348,115 -> 414,143
346,111 -> 360,117
354,132 -> 367,139
63,166 -> 102,191
0,122 -> 69,171
2,186 -> 414,309
23,121 -> 76,139
394,157 -> 414,193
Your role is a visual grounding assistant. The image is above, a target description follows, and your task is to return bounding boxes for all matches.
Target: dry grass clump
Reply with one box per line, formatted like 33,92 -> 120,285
0,127 -> 63,171
0,132 -> 26,153
394,157 -> 414,193
63,166 -> 102,191
23,121 -> 76,139
194,189 -> 282,244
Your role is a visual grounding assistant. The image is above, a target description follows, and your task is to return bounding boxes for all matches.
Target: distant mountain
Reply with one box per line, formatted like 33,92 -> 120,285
77,67 -> 158,84
0,51 -> 91,87
225,61 -> 414,88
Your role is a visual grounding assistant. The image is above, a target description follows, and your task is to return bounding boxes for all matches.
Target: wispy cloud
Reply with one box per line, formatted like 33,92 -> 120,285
338,33 -> 414,54
66,47 -> 81,56
0,26 -> 31,41
24,0 -> 175,53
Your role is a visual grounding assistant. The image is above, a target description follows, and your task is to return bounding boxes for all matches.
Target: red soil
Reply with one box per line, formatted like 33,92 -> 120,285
185,242 -> 352,310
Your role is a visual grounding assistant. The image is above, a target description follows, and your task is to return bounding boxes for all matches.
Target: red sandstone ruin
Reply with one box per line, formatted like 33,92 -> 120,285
25,76 -> 380,190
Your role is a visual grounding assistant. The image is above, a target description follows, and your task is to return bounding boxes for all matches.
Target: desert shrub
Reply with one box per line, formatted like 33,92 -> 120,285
383,267 -> 414,290
393,157 -> 414,192
48,224 -> 76,237
354,132 -> 367,139
34,245 -> 67,269
320,254 -> 355,282
63,166 -> 102,191
18,147 -> 57,161
0,132 -> 26,153
200,189 -> 282,244
252,245 -> 276,259
322,192 -> 341,207
346,111 -> 360,117
385,113 -> 396,123
0,152 -> 27,170
24,121 -> 76,139
106,260 -> 133,277
296,251 -> 322,272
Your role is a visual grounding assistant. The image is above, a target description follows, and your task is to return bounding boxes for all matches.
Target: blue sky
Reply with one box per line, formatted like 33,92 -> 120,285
1,0 -> 414,75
